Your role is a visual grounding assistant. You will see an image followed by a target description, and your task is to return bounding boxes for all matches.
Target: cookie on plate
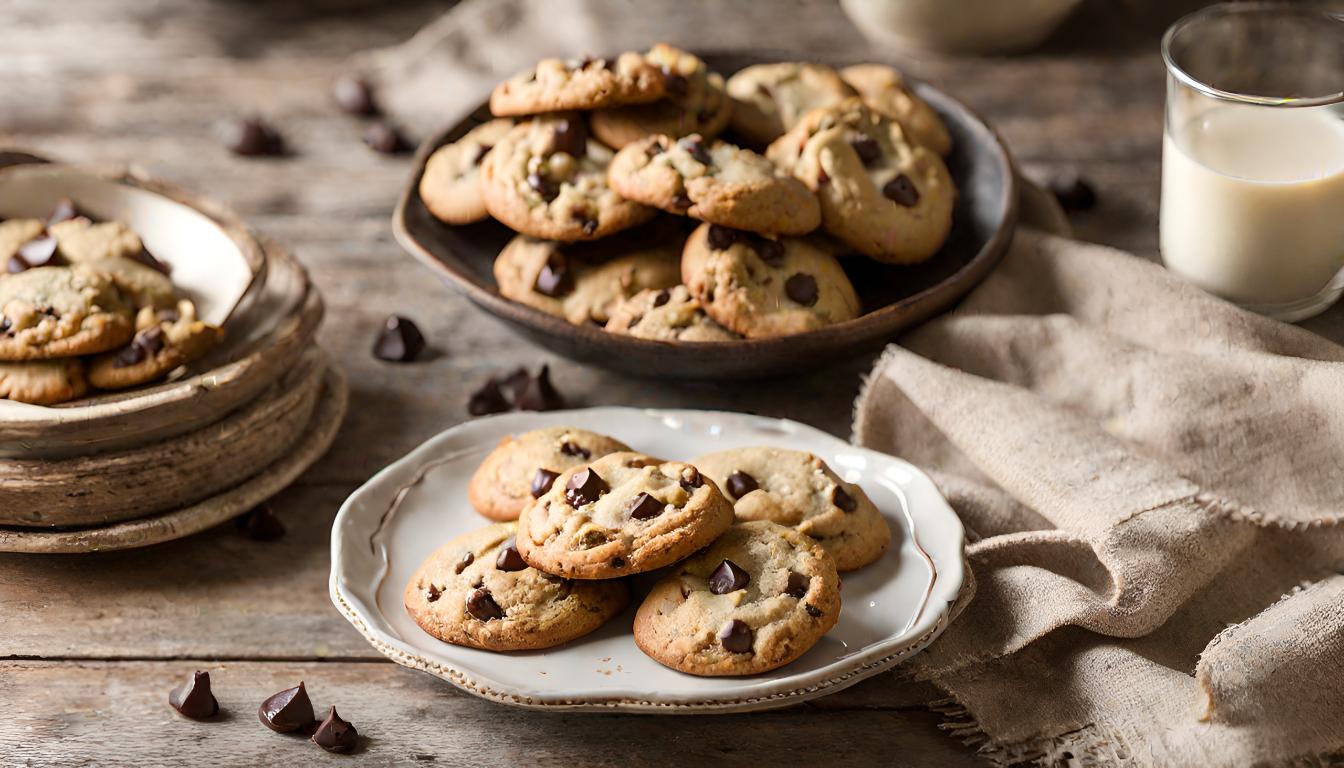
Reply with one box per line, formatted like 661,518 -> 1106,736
480,115 -> 656,242
404,522 -> 630,652
468,426 -> 632,522
633,520 -> 841,676
590,44 -> 733,149
490,53 -> 666,117
767,99 -> 954,265
87,301 -> 222,390
604,285 -> 737,342
681,223 -> 859,339
840,64 -> 951,156
516,451 -> 735,580
725,62 -> 857,146
493,231 -> 681,326
607,134 -> 820,235
0,358 -> 89,405
419,118 -> 514,226
0,265 -> 134,360
692,446 -> 891,571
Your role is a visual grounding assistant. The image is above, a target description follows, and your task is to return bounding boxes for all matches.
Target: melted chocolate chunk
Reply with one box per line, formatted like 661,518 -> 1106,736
625,492 -> 663,520
849,135 -> 881,165
333,75 -> 379,116
465,588 -> 504,621
785,273 -> 818,306
531,468 -> 560,498
466,377 -> 510,416
235,504 -> 285,541
221,117 -> 285,157
677,135 -> 712,165
832,486 -> 857,512
708,559 -> 750,594
514,365 -> 565,411
565,468 -> 608,507
785,572 -> 810,598
706,224 -> 737,251
549,118 -> 588,158
719,619 -> 754,654
364,122 -> 410,155
725,470 -> 758,500
168,670 -> 219,720
495,538 -> 528,572
534,252 -> 572,297
882,174 -> 920,207
426,584 -> 443,602
258,682 -> 316,734
453,551 -> 475,574
311,706 -> 358,753
372,315 -> 426,362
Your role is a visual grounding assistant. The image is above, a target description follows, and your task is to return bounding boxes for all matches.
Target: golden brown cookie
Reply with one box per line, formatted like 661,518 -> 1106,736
419,118 -> 514,225
840,64 -> 952,156
490,53 -> 666,116
468,426 -> 632,522
604,285 -> 738,342
87,301 -> 222,390
0,265 -> 134,360
0,358 -> 89,405
590,44 -> 733,149
725,62 -> 857,146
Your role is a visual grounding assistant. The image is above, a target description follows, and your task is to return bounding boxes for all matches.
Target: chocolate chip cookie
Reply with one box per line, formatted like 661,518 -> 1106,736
48,218 -> 145,263
0,358 -> 89,405
725,62 -> 857,146
590,44 -> 733,149
480,115 -> 655,242
681,222 -> 859,338
91,257 -> 178,311
0,265 -> 134,360
692,447 -> 891,571
607,134 -> 820,235
404,522 -> 630,651
468,426 -> 632,522
490,53 -> 666,117
419,118 -> 514,225
767,99 -> 954,264
840,64 -> 952,156
604,285 -> 737,342
515,451 -> 735,580
87,301 -> 223,390
633,520 -> 841,676
493,231 -> 681,326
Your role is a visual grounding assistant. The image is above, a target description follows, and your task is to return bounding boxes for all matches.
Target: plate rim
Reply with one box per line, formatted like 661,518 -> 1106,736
329,406 -> 967,713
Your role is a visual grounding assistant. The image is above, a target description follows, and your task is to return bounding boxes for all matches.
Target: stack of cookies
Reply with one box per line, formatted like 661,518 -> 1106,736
404,426 -> 892,676
0,201 -> 222,405
418,47 -> 956,341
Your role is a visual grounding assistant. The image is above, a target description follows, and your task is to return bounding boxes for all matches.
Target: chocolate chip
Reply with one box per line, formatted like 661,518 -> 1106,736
364,122 -> 409,155
113,341 -> 146,368
652,289 -> 672,308
560,441 -> 590,459
235,504 -> 285,541
13,235 -> 61,272
311,706 -> 358,754
139,325 -> 165,356
549,118 -> 588,158
850,135 -> 881,165
258,682 -> 316,734
500,367 -> 531,401
677,135 -> 711,165
785,273 -> 818,306
496,538 -> 528,571
1049,173 -> 1097,212
168,671 -> 218,720
577,212 -> 599,235
466,377 -> 510,416
679,466 -> 703,491
47,197 -> 81,225
882,174 -> 920,207
706,224 -> 737,250
671,192 -> 692,210
454,552 -> 475,574
726,470 -> 758,500
663,68 -> 689,95
625,492 -> 663,520
785,572 -> 810,598
709,559 -> 751,594
466,588 -> 504,621
611,555 -> 626,568
719,620 -> 754,654
426,584 -> 442,601
531,468 -> 560,498
333,75 -> 379,116
565,467 -> 608,507
514,365 -> 565,411
221,117 -> 285,157
805,603 -> 823,618
534,252 -> 572,297
833,486 -> 857,512
749,235 -> 784,264
372,315 -> 426,362
527,171 -> 560,202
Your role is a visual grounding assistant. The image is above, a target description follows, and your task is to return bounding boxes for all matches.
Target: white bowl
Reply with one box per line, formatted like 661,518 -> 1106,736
841,0 -> 1083,55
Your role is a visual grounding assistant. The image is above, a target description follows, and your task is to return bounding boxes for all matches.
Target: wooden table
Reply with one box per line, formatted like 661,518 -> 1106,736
3,1 -> 1341,764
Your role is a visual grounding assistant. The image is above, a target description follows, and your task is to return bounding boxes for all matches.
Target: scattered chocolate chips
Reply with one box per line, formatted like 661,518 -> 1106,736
495,538 -> 528,572
168,670 -> 219,720
372,315 -> 426,362
565,467 -> 609,507
235,504 -> 286,541
467,365 -> 565,416
534,252 -> 572,297
785,273 -> 819,306
454,551 -> 475,574
677,135 -> 712,165
850,136 -> 881,165
221,117 -> 285,157
725,470 -> 758,500
1049,173 -> 1097,212
513,364 -> 565,412
652,289 -> 672,308
364,122 -> 410,155
311,706 -> 358,754
465,588 -> 504,621
706,224 -> 737,251
559,441 -> 590,459
750,236 -> 784,264
9,235 -> 62,273
258,682 -> 316,734
47,197 -> 81,225
466,377 -> 511,416
805,603 -> 823,618
333,75 -> 379,116
426,584 -> 443,602
785,572 -> 810,598
709,559 -> 751,594
882,174 -> 920,207
531,468 -> 560,498
625,492 -> 663,520
719,620 -> 754,654
832,486 -> 857,512
549,118 -> 588,158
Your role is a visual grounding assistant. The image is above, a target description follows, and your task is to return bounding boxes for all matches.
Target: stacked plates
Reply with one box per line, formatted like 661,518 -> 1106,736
0,160 -> 347,553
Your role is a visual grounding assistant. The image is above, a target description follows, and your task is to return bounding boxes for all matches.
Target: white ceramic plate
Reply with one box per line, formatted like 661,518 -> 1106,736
330,408 -> 965,713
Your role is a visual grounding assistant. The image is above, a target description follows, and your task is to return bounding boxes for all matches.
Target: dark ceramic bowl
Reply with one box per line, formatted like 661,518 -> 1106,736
393,53 -> 1018,380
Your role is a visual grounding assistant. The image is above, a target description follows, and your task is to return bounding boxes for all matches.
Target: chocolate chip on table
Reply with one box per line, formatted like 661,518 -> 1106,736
565,467 -> 609,507
466,366 -> 565,416
500,366 -> 531,401
235,504 -> 286,541
372,315 -> 426,362
708,559 -> 751,594
364,122 -> 410,155
882,174 -> 920,207
513,364 -> 565,412
832,486 -> 857,512
333,74 -> 379,116
465,588 -> 504,621
454,551 -> 475,574
719,619 -> 754,654
168,670 -> 219,720
677,135 -> 712,165
495,538 -> 528,571
725,470 -> 758,500
849,135 -> 882,166
706,224 -> 737,251
1048,173 -> 1097,212
311,706 -> 359,754
625,492 -> 663,520
549,118 -> 588,158
785,273 -> 819,306
47,197 -> 81,225
531,468 -> 560,498
559,441 -> 589,459
785,572 -> 810,598
258,682 -> 316,734
220,117 -> 285,157
467,377 -> 511,416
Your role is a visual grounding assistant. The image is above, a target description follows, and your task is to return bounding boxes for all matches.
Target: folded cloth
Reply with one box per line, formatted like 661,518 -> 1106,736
854,228 -> 1344,766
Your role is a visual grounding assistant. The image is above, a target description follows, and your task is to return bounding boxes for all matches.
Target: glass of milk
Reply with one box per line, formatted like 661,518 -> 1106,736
1161,4 -> 1344,322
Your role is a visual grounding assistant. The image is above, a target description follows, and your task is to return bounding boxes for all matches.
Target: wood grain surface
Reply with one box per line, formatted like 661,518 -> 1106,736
3,0 -> 1341,765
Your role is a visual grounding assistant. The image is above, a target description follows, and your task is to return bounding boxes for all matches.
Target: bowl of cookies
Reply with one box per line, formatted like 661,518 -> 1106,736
395,47 -> 1016,378
331,407 -> 965,711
